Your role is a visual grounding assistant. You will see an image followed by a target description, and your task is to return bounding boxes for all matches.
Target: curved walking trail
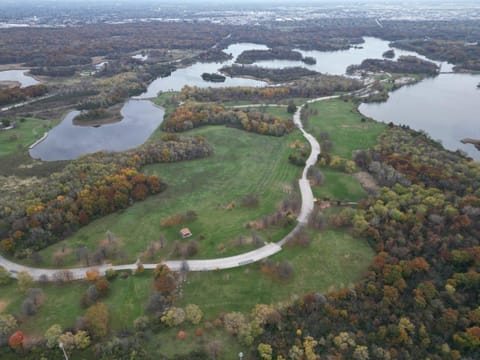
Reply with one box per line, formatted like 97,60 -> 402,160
0,96 -> 338,281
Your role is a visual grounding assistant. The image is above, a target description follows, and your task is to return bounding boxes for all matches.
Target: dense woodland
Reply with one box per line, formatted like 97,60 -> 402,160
236,49 -> 304,64
220,65 -> 319,83
162,102 -> 294,136
391,40 -> 480,72
181,75 -> 362,103
0,23 -> 228,67
0,85 -> 48,107
347,56 -> 440,76
253,127 -> 480,359
0,136 -> 213,255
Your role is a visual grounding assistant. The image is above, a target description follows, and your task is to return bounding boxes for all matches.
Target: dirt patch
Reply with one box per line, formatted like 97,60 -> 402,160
0,300 -> 9,313
354,171 -> 380,194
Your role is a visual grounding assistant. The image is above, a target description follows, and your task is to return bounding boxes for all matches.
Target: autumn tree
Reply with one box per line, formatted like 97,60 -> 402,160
45,324 -> 62,348
0,314 -> 17,345
0,266 -> 11,286
17,270 -> 33,294
85,302 -> 109,339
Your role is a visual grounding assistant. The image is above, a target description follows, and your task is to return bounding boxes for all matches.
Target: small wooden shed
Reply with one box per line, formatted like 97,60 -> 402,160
180,228 -> 192,238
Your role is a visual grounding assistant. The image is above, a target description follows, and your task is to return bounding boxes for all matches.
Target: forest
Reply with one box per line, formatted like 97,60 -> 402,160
181,75 -> 362,103
220,65 -> 319,83
252,126 -> 480,359
236,49 -> 304,64
0,85 -> 48,107
347,56 -> 440,76
0,22 -> 228,67
162,102 -> 294,136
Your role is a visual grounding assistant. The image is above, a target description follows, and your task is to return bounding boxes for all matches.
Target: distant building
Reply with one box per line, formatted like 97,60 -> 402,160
180,228 -> 192,238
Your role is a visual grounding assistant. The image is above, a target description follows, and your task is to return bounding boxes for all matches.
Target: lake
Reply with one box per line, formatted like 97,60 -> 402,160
29,37 -> 475,161
139,37 -> 452,98
29,100 -> 164,161
0,70 -> 39,87
359,73 -> 480,160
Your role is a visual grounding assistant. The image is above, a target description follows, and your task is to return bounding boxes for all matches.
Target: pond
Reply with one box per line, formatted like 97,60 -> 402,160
0,69 -> 39,87
359,73 -> 480,160
29,100 -> 164,161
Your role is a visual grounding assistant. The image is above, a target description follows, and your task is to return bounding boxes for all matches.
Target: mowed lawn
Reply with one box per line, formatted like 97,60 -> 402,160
306,99 -> 385,159
179,229 -> 374,319
33,123 -> 306,266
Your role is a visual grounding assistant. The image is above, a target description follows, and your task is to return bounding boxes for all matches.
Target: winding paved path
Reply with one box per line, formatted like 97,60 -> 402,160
0,96 -> 338,281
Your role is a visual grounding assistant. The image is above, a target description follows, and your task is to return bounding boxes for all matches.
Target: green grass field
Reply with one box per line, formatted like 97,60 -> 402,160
32,121 -> 306,267
305,99 -> 385,159
179,229 -> 373,319
0,118 -> 54,158
2,227 -> 372,358
0,274 -> 152,336
312,167 -> 367,202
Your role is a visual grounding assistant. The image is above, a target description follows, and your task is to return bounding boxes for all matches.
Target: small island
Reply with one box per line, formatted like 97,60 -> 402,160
302,56 -> 317,65
73,107 -> 122,126
220,64 -> 319,83
382,49 -> 395,59
201,72 -> 226,82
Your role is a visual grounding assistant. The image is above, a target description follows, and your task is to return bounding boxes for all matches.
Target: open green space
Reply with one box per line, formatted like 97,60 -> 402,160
179,229 -> 374,319
312,167 -> 367,202
1,228 -> 373,359
32,121 -> 306,267
305,99 -> 385,159
0,118 -> 54,158
0,274 -> 152,336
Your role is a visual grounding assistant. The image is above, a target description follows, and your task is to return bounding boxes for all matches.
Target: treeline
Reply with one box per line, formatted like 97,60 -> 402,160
30,66 -> 76,77
255,126 -> 480,359
236,48 -> 304,64
226,19 -> 368,51
0,136 -> 213,256
194,49 -> 232,63
162,102 -> 294,136
0,84 -> 48,106
220,64 -> 319,83
201,73 -> 226,83
0,22 -> 228,67
347,56 -> 439,75
391,39 -> 480,72
181,75 -> 362,102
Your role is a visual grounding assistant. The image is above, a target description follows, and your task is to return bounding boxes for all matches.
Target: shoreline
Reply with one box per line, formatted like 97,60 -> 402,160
28,132 -> 49,149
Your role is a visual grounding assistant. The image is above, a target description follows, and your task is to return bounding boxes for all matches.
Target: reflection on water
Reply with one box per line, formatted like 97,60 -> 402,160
29,100 -> 164,161
0,70 -> 39,88
360,73 -> 480,160
29,37 -> 472,161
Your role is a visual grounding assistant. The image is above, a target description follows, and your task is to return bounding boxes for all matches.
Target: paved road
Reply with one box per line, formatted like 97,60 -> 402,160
0,96 -> 337,281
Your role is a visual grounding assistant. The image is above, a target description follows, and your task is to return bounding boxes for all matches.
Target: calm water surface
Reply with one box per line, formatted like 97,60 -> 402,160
0,70 -> 39,87
29,100 -> 164,161
29,37 -> 475,161
360,73 -> 480,160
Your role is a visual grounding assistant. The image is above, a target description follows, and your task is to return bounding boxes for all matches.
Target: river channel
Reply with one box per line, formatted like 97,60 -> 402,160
13,37 -> 476,161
